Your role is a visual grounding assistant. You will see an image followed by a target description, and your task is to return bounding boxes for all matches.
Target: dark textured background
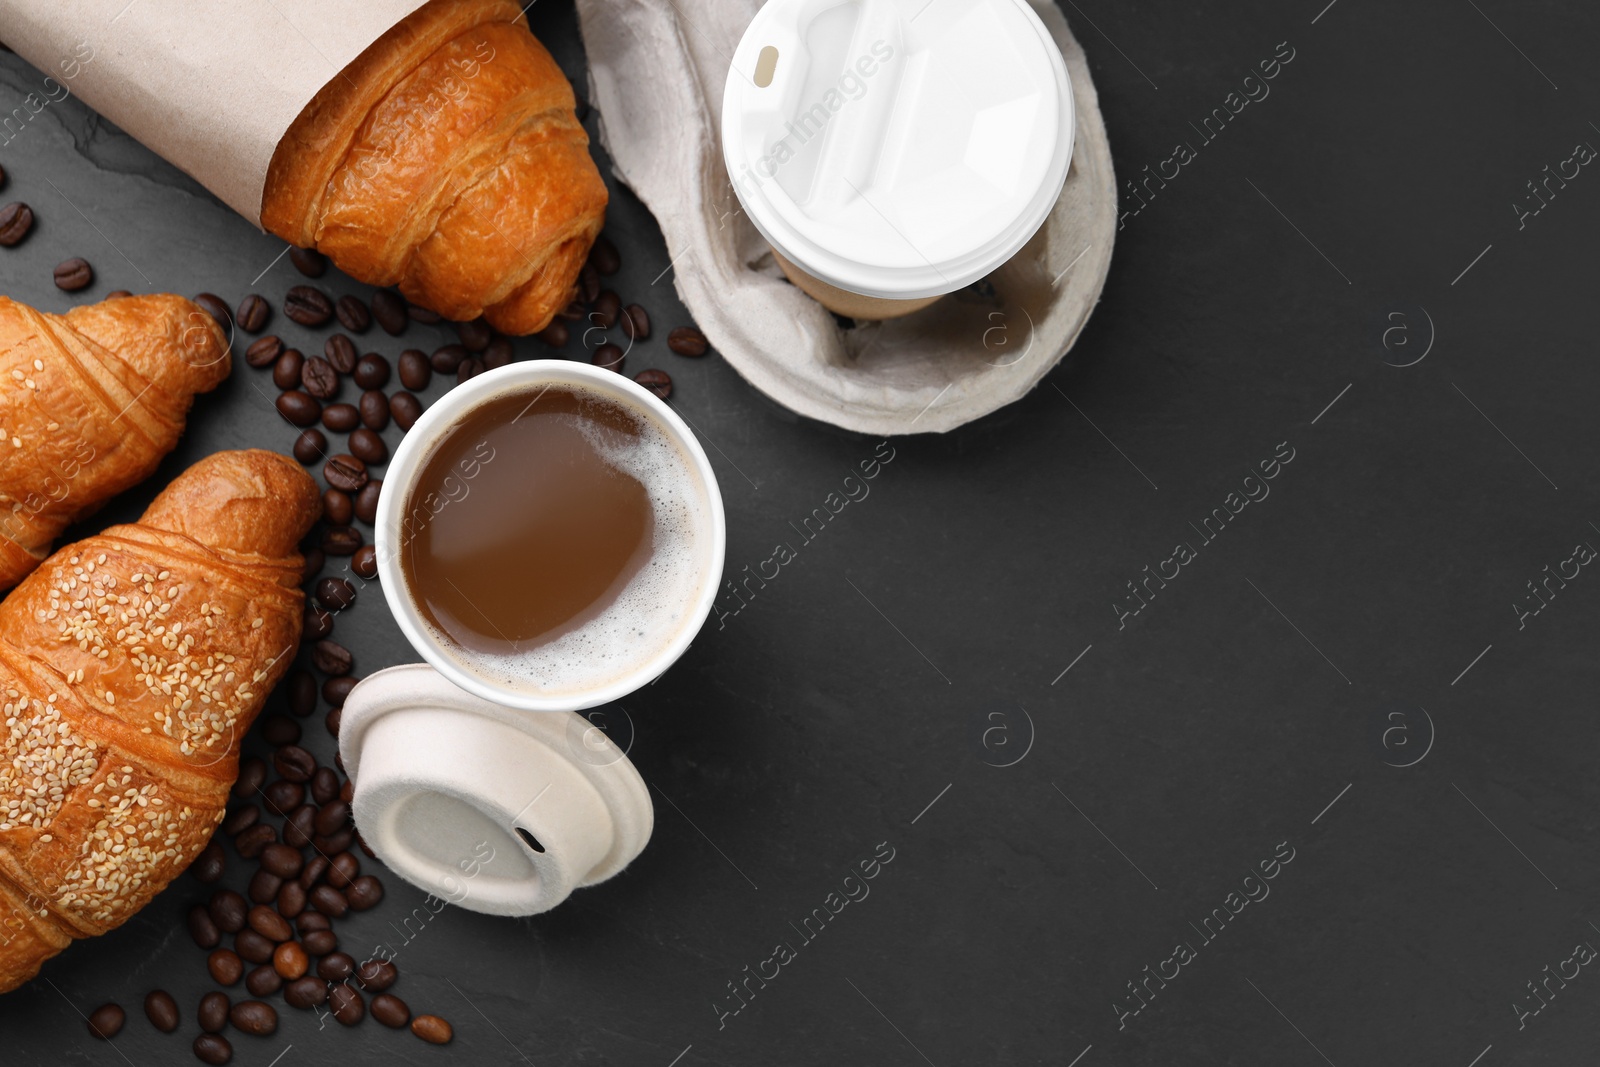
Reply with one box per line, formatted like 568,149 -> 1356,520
2,0 -> 1598,1064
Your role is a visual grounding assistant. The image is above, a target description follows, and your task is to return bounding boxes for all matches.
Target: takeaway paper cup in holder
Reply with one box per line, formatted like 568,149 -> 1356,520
721,0 -> 1075,319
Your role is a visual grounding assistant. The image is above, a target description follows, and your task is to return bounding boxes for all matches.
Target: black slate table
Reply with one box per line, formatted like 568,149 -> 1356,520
2,1 -> 1598,1064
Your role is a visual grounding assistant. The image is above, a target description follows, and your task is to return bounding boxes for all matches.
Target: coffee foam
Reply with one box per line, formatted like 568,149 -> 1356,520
408,385 -> 712,700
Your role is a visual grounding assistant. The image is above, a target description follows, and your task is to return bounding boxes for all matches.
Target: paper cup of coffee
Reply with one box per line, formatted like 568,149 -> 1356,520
721,0 -> 1075,319
372,361 -> 727,713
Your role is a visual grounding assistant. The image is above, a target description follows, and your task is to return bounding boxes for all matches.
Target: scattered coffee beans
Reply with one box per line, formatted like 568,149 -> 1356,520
318,951 -> 357,982
289,247 -> 327,278
313,640 -> 353,677
191,842 -> 226,883
230,1000 -> 278,1036
284,285 -> 334,327
457,318 -> 492,351
322,487 -> 354,526
276,391 -> 320,427
589,233 -> 621,275
623,304 -> 651,341
390,391 -> 423,431
593,344 -> 624,373
245,965 -> 282,998
321,527 -> 363,556
210,890 -> 248,933
325,334 -> 358,374
207,948 -> 244,986
197,991 -> 230,1033
397,349 -> 431,390
235,294 -> 271,333
359,390 -> 390,431
353,352 -> 390,389
245,335 -> 283,367
144,989 -> 180,1033
323,455 -> 368,493
87,1002 -> 125,1039
329,984 -> 365,1026
336,294 -> 371,334
412,1014 -> 454,1044
0,202 -> 34,246
274,745 -> 316,783
634,369 -> 672,399
346,876 -> 384,911
668,326 -> 709,356
194,293 -> 232,329
289,671 -> 317,716
301,356 -> 340,399
54,257 -> 93,292
372,289 -> 407,335
352,544 -> 378,579
355,480 -> 382,524
356,958 -> 398,992
193,1033 -> 232,1065
235,929 -> 275,964
189,904 -> 221,949
431,344 -> 467,374
372,993 -> 410,1028
284,976 -> 328,1009
272,349 -> 304,390
349,427 -> 387,464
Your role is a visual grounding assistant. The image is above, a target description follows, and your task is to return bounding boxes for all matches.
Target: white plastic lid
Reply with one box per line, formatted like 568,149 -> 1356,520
339,665 -> 653,917
722,0 -> 1075,301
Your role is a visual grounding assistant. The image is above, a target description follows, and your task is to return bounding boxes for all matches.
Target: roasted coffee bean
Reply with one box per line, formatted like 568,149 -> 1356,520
372,289 -> 407,335
323,455 -> 367,493
324,676 -> 357,707
87,1002 -> 125,1039
371,993 -> 410,1029
457,357 -> 485,383
193,1033 -> 232,1065
335,295 -> 371,334
323,845 -> 357,882
668,326 -> 709,356
188,904 -> 221,949
301,929 -> 338,957
592,290 -> 621,329
260,714 -> 300,746
245,335 -> 283,367
289,247 -> 327,278
272,349 -> 304,391
246,869 -> 282,906
324,333 -> 358,373
234,823 -> 276,859
302,604 -> 334,641
284,976 -> 328,1010
191,841 -> 226,883
622,304 -> 651,342
312,640 -> 353,677
284,805 -> 317,849
194,293 -> 232,329
54,257 -> 94,292
296,907 -> 330,932
274,745 -> 316,783
315,828 -> 354,855
579,262 -> 601,303
316,577 -> 356,611
456,317 -> 493,351
322,487 -> 353,526
236,928 -> 275,964
262,780 -> 302,815
260,843 -> 304,879
284,285 -> 334,327
408,302 -> 441,324
320,399 -> 358,435
397,349 -> 431,390
235,294 -> 271,333
352,544 -> 378,580
310,767 -> 340,806
145,990 -> 180,1033
634,369 -> 672,399
484,336 -> 514,369
356,958 -> 398,992
321,526 -> 363,556
345,876 -> 384,911
431,343 -> 467,374
391,391 -> 423,431
301,356 -> 339,400
276,390 -> 320,427
221,805 -> 259,835
198,991 -> 230,1033
245,965 -> 282,998
248,904 -> 292,943
0,202 -> 34,246
208,948 -> 244,986
358,390 -> 390,431
311,885 -> 350,919
234,759 -> 267,800
210,890 -> 248,932
273,940 -> 310,981
288,670 -> 317,717
592,344 -> 625,373
412,1014 -> 454,1044
354,480 -> 382,524
349,354 -> 388,392
300,547 -> 325,585
318,951 -> 357,982
230,1000 -> 278,1036
538,319 -> 570,348
277,880 -> 307,920
292,428 -> 326,466
348,427 -> 387,464
329,984 -> 365,1026
589,233 -> 621,275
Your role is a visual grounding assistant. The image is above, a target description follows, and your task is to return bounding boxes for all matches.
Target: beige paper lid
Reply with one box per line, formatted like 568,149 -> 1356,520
0,0 -> 428,224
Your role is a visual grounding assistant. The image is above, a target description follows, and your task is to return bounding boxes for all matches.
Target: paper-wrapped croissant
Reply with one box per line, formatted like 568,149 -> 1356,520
0,450 -> 319,993
263,0 -> 609,334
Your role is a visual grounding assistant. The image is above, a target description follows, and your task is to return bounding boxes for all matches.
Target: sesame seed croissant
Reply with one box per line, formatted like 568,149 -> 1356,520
0,449 -> 319,993
261,0 -> 608,336
0,293 -> 231,593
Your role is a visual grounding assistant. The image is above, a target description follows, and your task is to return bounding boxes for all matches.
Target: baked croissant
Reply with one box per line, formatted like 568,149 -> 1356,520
262,0 -> 609,335
0,450 -> 318,993
0,293 -> 230,592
